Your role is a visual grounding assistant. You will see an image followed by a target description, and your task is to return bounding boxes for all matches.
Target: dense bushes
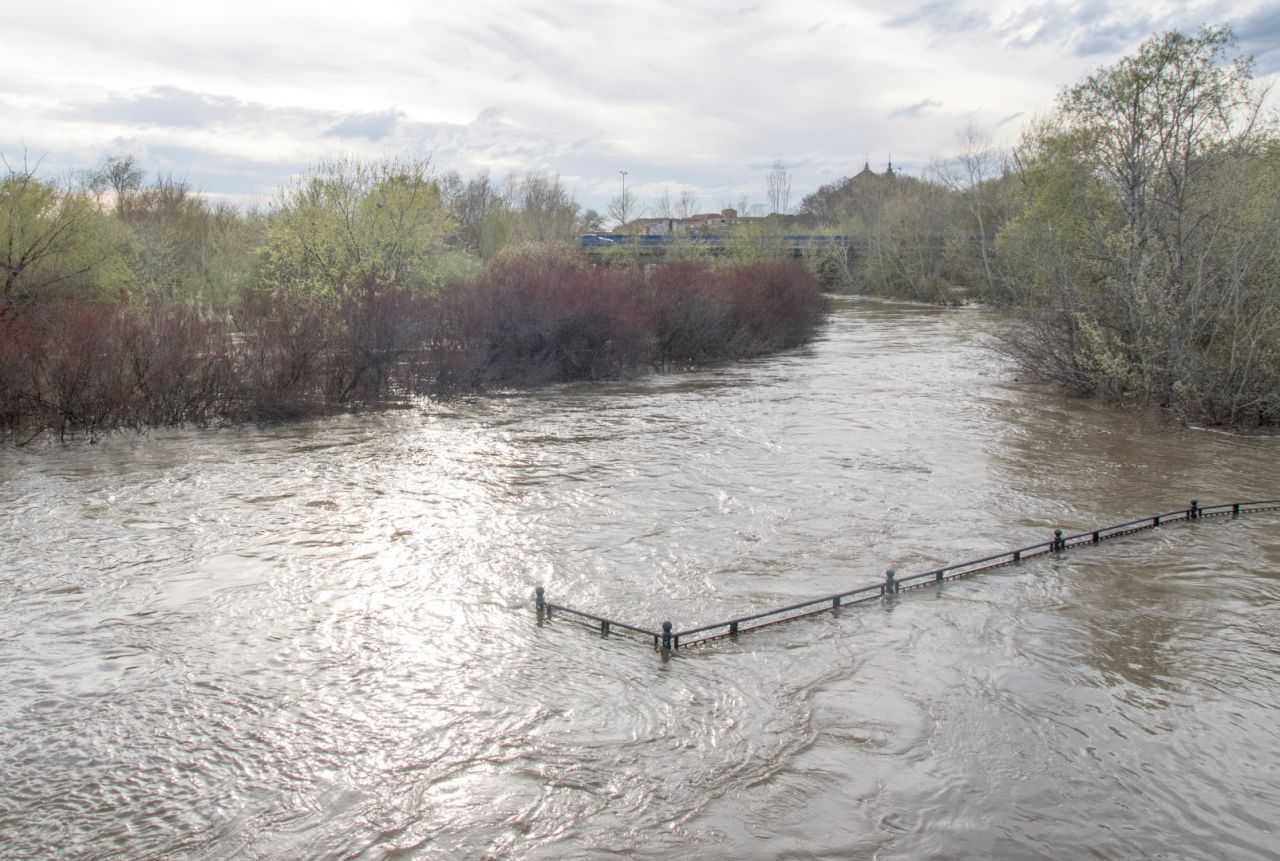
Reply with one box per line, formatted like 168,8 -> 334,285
795,26 -> 1279,428
992,27 -> 1280,427
0,254 -> 826,442
0,152 -> 829,444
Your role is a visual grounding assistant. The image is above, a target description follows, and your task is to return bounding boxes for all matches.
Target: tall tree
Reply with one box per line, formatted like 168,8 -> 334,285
261,157 -> 454,296
766,158 -> 792,215
995,26 -> 1278,422
678,188 -> 700,219
0,161 -> 134,314
86,154 -> 144,216
607,186 -> 640,229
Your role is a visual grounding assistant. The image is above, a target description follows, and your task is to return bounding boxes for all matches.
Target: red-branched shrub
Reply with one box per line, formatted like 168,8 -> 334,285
1,253 -> 827,442
432,249 -> 653,389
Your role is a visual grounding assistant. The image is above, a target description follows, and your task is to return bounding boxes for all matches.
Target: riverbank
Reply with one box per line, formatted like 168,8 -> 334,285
0,252 -> 827,444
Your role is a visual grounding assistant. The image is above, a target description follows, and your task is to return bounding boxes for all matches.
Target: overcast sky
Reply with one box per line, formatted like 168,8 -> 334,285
3,0 -> 1278,215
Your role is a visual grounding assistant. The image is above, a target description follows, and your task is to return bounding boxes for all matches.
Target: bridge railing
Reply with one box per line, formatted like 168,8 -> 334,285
533,499 -> 1280,652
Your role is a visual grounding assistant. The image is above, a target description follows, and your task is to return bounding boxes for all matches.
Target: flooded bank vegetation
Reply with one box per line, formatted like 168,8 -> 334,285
0,156 -> 825,442
4,27 -> 1275,441
799,26 -> 1279,428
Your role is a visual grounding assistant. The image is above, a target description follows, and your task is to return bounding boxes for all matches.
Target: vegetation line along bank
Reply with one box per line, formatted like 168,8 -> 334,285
4,26 -> 1275,439
0,251 -> 826,443
533,500 -> 1280,653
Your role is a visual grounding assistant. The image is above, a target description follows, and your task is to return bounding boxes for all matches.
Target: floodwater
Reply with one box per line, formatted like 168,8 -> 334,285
1,297 -> 1277,860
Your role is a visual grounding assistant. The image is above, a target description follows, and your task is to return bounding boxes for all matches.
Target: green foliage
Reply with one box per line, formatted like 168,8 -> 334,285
797,171 -> 957,301
439,169 -> 582,260
260,157 -> 456,297
718,219 -> 782,267
0,167 -> 135,311
120,176 -> 263,310
994,25 -> 1280,424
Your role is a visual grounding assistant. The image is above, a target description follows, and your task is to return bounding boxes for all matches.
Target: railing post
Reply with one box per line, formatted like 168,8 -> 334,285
729,620 -> 739,636
1052,529 -> 1064,552
832,595 -> 841,609
884,568 -> 898,595
535,586 -> 545,614
601,620 -> 610,636
1091,530 -> 1099,544
1190,499 -> 1200,520
661,621 -> 673,651
1233,502 -> 1241,517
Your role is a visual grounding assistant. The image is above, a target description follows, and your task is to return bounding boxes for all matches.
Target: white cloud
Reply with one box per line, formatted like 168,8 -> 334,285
1,0 -> 1275,212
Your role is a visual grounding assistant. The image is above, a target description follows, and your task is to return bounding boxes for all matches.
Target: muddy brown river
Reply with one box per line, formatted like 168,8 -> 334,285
2,297 -> 1277,859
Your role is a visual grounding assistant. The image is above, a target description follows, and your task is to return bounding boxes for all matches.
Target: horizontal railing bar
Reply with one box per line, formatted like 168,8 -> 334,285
679,592 -> 886,645
533,500 -> 1280,652
544,603 -> 659,638
674,583 -> 885,637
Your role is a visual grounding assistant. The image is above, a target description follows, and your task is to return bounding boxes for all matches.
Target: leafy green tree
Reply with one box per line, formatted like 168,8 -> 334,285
0,163 -> 134,314
506,171 -> 580,243
260,157 -> 455,297
107,173 -> 263,310
995,26 -> 1279,423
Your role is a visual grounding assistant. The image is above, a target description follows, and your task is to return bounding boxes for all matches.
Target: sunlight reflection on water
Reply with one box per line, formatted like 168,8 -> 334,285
1,298 -> 1278,859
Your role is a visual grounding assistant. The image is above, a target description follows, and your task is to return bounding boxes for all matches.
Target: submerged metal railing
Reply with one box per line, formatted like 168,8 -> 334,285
533,499 -> 1280,652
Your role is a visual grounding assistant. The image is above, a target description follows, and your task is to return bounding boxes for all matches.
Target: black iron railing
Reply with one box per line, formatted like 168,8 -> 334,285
533,499 -> 1280,652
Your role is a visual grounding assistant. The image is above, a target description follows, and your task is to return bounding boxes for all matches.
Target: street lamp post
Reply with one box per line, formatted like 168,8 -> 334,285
618,170 -> 629,229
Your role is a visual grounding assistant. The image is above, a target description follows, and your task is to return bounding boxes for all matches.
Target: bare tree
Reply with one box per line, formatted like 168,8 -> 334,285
607,187 -> 640,229
678,188 -> 700,219
936,124 -> 1004,293
654,188 -> 676,219
86,154 -> 144,216
766,158 -> 792,215
511,171 -> 580,242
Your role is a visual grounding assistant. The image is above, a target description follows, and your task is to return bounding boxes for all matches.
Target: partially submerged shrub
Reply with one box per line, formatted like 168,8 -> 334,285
2,253 -> 827,442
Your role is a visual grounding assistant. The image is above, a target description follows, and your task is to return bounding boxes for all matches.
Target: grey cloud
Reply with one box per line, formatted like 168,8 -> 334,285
82,86 -> 246,128
995,111 -> 1025,127
882,0 -> 1197,57
324,109 -> 405,141
889,98 -> 941,118
75,86 -> 417,145
885,1 -> 990,34
96,141 -> 310,198
1003,1 -> 1154,55
1235,5 -> 1280,73
45,89 -> 582,202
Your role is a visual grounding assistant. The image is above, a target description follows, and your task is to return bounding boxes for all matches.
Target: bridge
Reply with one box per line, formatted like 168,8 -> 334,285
581,233 -> 863,259
579,233 -> 950,260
